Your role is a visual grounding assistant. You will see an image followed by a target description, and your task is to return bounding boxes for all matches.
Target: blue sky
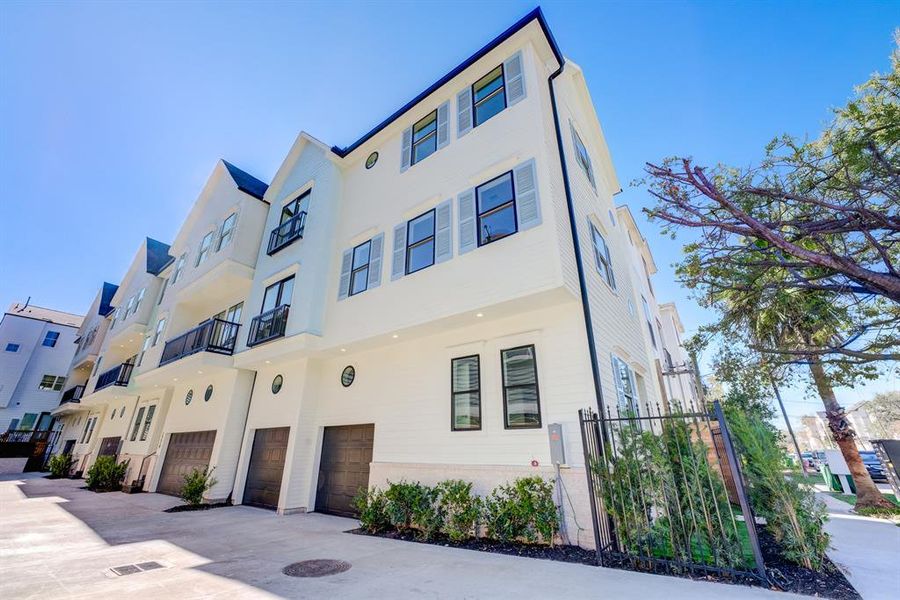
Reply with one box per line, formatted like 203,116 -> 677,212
1,1 -> 896,424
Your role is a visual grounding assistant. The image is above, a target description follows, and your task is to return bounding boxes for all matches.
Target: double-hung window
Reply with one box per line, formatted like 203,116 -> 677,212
171,253 -> 186,284
611,356 -> 638,414
151,318 -> 166,346
196,232 -> 214,266
140,405 -> 156,441
473,65 -> 506,127
123,296 -> 135,319
130,407 -> 145,441
501,345 -> 541,429
451,356 -> 481,431
406,210 -> 436,274
217,213 -> 237,251
571,125 -> 595,187
411,110 -> 437,165
5,343 -> 20,352
261,276 -> 294,313
476,172 -> 517,246
590,224 -> 615,289
39,375 -> 65,391
42,331 -> 60,347
281,192 -> 310,226
133,288 -> 144,316
350,240 -> 372,296
642,296 -> 656,349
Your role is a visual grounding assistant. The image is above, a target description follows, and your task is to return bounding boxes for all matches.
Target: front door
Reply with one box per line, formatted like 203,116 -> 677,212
97,436 -> 121,457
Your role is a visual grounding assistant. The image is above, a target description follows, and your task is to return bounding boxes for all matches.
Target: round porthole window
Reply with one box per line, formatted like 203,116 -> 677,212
341,366 -> 356,387
365,151 -> 379,170
272,375 -> 284,394
185,389 -> 193,405
204,385 -> 213,402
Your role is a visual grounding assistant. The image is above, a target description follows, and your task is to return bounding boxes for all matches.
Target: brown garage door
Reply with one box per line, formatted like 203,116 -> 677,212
97,436 -> 121,457
315,424 -> 374,517
157,430 -> 216,496
242,427 -> 289,510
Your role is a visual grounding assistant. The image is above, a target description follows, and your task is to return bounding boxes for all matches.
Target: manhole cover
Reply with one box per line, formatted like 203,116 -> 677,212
282,559 -> 351,578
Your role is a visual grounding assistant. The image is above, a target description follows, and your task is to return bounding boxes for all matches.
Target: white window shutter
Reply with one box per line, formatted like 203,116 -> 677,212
456,88 -> 473,137
368,232 -> 384,289
611,356 -> 626,411
457,188 -> 476,254
513,158 -> 541,231
504,51 -> 526,106
400,126 -> 412,172
434,199 -> 453,263
436,101 -> 450,149
391,222 -> 407,280
337,249 -> 352,300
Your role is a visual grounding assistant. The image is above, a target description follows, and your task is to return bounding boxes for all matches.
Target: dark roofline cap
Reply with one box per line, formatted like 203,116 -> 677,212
330,7 -> 562,158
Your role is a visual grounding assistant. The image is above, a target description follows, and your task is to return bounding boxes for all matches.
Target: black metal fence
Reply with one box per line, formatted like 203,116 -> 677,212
0,429 -> 60,471
95,361 -> 134,391
267,211 -> 307,255
579,399 -> 766,583
247,304 -> 290,347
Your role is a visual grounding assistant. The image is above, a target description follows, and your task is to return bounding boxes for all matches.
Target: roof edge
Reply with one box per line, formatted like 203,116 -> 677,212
330,6 -> 562,158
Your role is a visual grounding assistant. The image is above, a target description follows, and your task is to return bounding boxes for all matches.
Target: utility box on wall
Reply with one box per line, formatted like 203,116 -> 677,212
548,423 -> 565,465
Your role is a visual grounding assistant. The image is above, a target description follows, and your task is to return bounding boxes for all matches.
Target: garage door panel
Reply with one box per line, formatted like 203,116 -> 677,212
157,430 -> 216,496
315,424 -> 374,517
242,427 -> 289,510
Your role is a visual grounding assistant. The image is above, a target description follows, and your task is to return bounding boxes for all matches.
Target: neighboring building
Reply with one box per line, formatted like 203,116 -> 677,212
0,302 -> 83,432
799,413 -> 834,452
49,9 -> 700,548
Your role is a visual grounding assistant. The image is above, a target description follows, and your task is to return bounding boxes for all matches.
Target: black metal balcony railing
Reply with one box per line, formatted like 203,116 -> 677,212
59,385 -> 86,405
95,362 -> 134,392
247,304 -> 290,347
159,318 -> 240,366
267,212 -> 306,255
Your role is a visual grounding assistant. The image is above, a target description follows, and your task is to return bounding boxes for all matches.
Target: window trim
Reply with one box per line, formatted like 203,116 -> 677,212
410,109 -> 438,166
472,63 -> 507,127
570,124 -> 595,187
451,354 -> 482,432
405,209 -> 436,275
612,355 -> 639,414
501,344 -> 542,430
476,170 -> 517,247
349,239 -> 372,297
590,223 -> 615,289
217,213 -> 237,251
196,231 -> 214,266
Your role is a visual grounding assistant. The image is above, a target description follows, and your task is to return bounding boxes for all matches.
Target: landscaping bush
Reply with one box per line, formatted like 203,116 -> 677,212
435,480 -> 481,541
483,477 -> 559,546
354,487 -> 392,533
724,404 -> 829,570
382,480 -> 440,539
180,467 -> 217,506
47,453 -> 72,478
85,456 -> 129,491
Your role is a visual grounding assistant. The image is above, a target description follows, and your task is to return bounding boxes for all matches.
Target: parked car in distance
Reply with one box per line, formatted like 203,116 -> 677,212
859,451 -> 888,483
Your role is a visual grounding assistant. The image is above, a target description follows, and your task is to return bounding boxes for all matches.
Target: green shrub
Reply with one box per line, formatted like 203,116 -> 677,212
85,456 -> 129,491
180,467 -> 217,505
47,453 -> 72,478
725,404 -> 830,570
483,477 -> 559,545
354,487 -> 392,533
435,480 -> 481,541
382,480 -> 440,539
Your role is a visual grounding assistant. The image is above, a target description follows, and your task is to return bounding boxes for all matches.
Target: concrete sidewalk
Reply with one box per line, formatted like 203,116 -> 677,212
0,473 -> 801,600
819,493 -> 900,600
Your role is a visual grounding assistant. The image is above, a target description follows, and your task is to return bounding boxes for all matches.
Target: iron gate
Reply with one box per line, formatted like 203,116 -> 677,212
579,400 -> 766,582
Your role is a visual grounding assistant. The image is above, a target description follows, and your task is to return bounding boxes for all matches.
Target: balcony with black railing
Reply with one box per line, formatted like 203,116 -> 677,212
267,212 -> 306,255
159,318 -> 241,366
247,304 -> 290,347
59,385 -> 86,405
95,362 -> 134,392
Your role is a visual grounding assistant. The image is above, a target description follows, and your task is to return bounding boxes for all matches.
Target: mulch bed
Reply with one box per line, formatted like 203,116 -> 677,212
164,501 -> 232,513
349,528 -> 597,566
349,528 -> 859,599
78,486 -> 119,493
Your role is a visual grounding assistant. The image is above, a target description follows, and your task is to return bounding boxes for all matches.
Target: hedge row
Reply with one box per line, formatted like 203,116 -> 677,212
354,476 -> 559,546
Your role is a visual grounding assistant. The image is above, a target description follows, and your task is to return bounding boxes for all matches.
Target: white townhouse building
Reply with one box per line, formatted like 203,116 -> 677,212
50,9 -> 700,548
0,302 -> 83,433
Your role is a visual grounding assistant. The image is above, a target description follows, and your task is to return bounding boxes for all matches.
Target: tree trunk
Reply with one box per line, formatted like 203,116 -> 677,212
808,359 -> 893,509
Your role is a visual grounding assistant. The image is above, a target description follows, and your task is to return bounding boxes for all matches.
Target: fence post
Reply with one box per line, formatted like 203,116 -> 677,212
713,401 -> 767,582
578,409 -> 603,565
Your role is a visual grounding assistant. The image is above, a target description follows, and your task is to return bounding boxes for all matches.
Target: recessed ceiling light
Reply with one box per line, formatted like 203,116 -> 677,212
197,371 -> 203,374
340,348 -> 346,352
476,313 -> 484,318
392,334 -> 399,339
173,378 -> 178,382
265,360 -> 271,364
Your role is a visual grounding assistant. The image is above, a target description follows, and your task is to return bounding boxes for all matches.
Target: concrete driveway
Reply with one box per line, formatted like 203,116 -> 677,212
0,473 -> 799,599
